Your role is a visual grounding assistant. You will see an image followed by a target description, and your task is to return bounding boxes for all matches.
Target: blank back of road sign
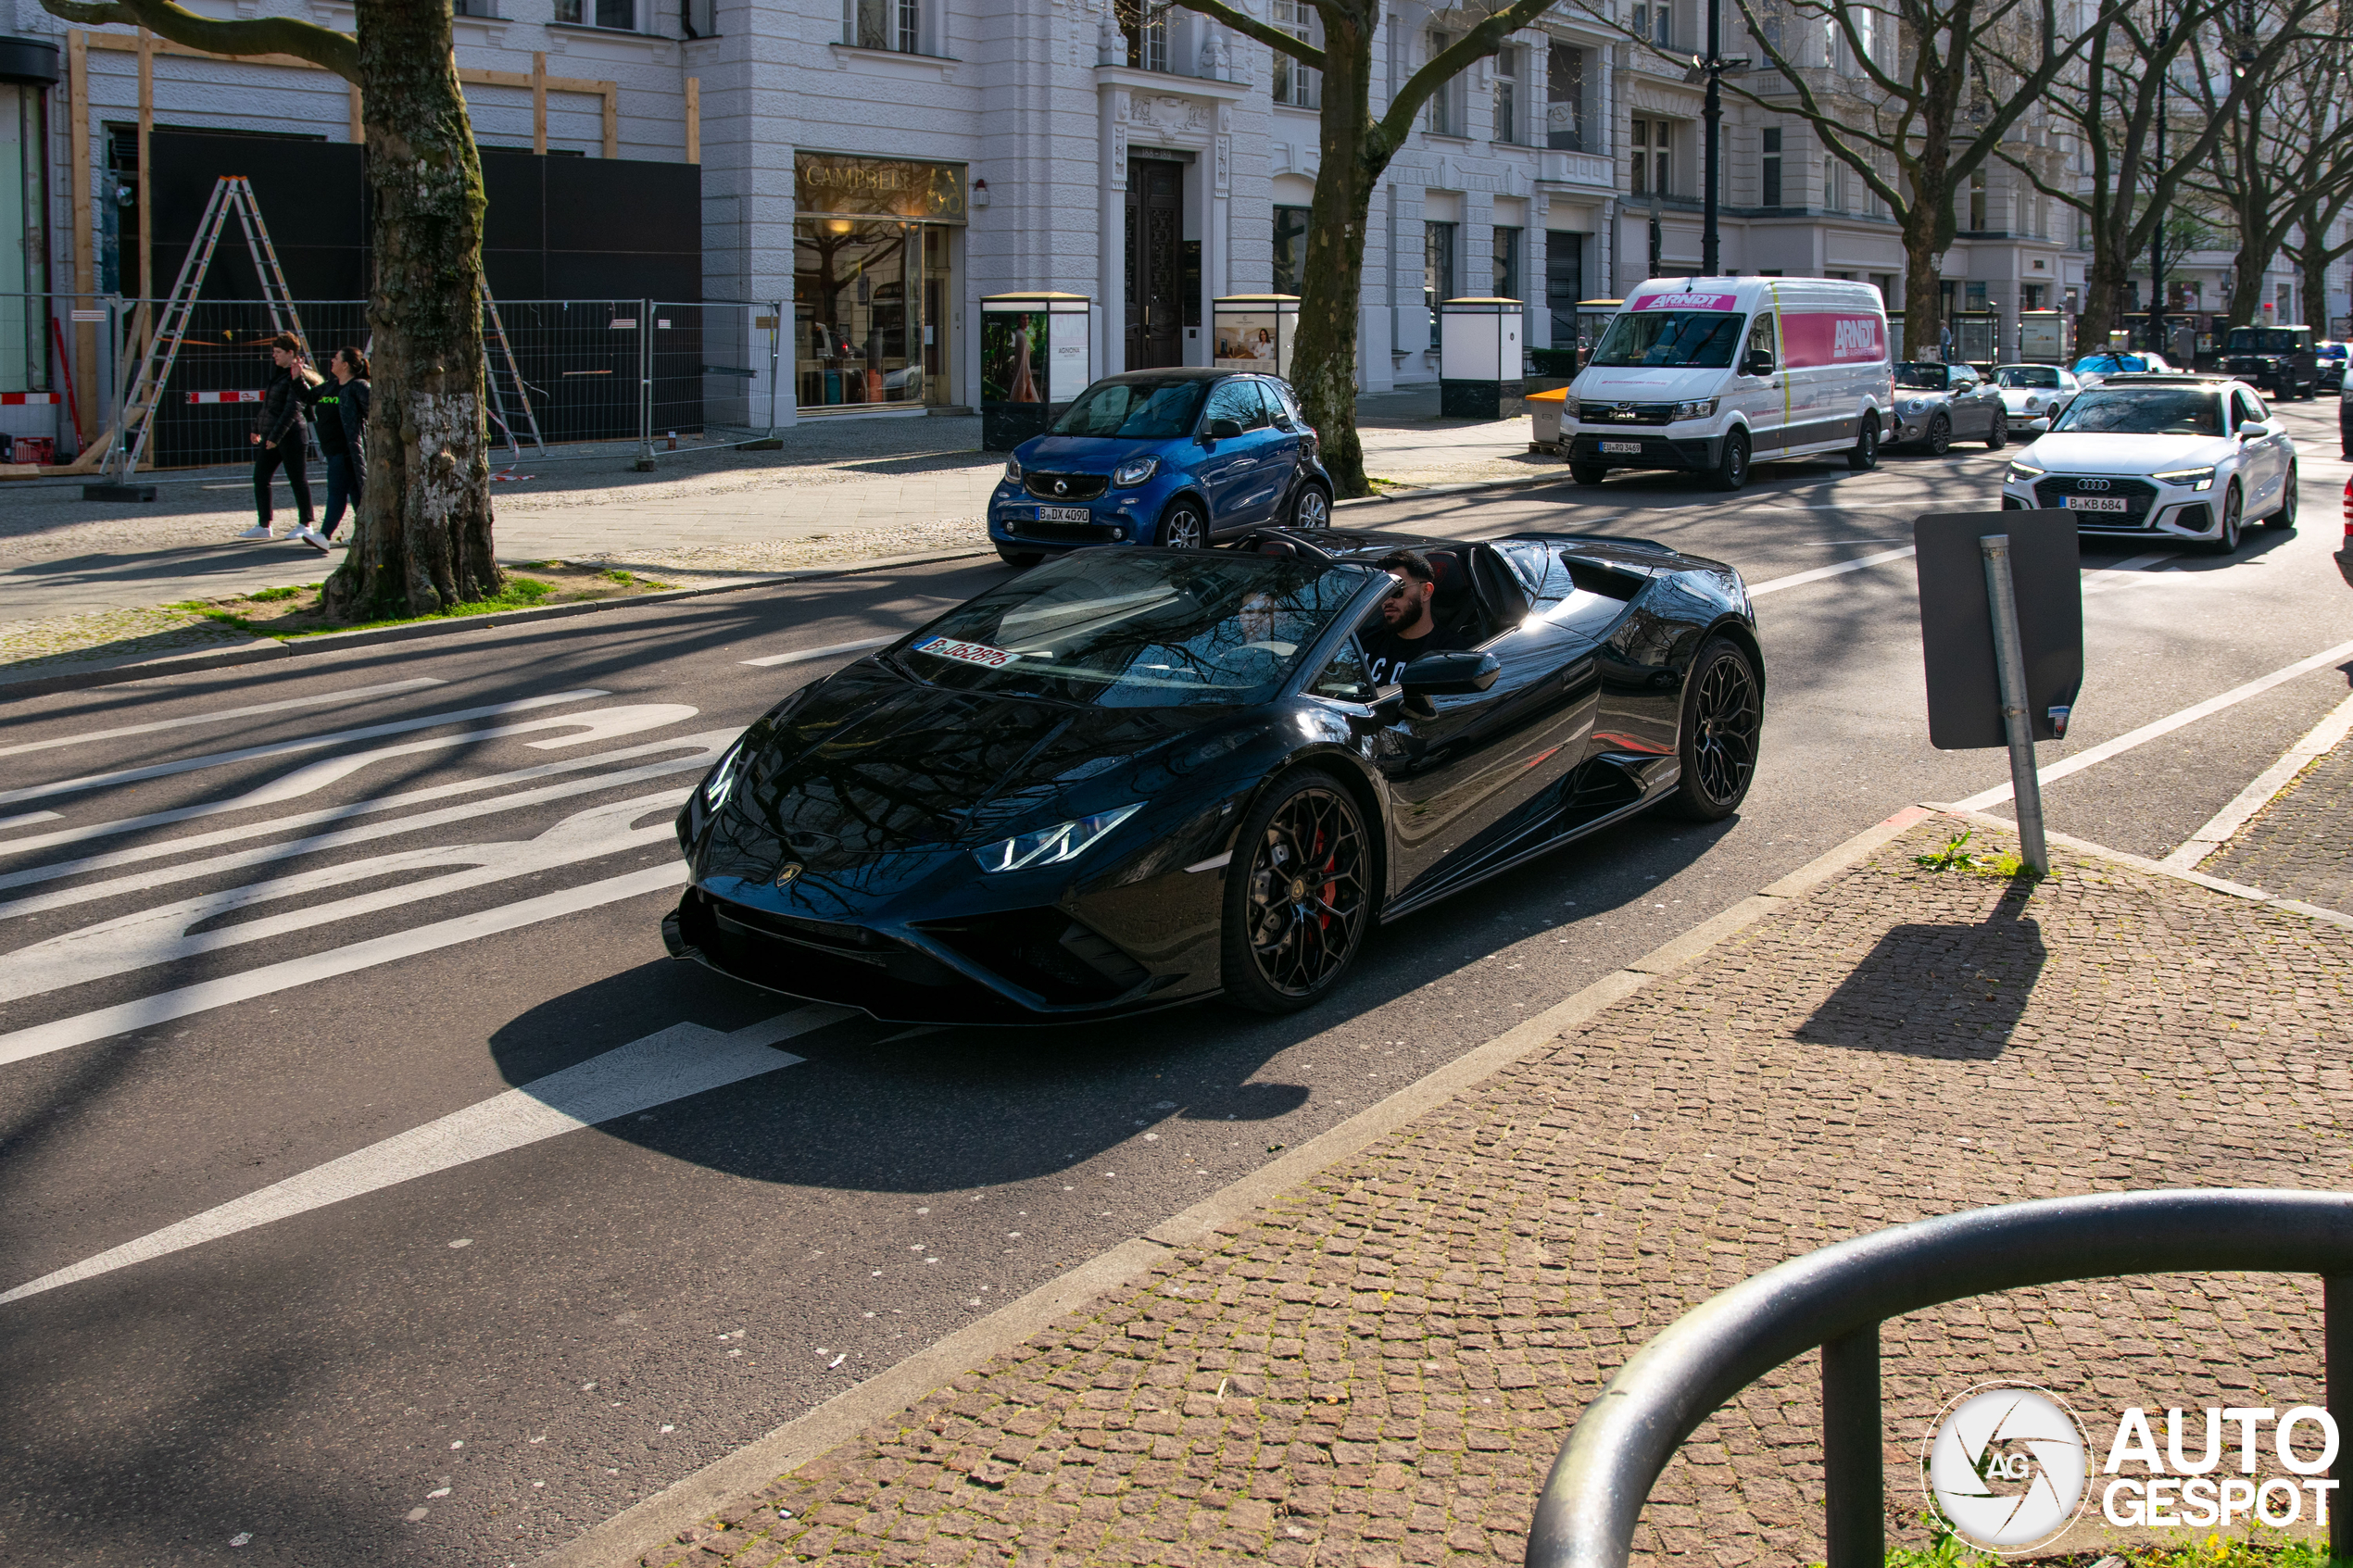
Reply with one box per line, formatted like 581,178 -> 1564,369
1914,509 -> 2083,749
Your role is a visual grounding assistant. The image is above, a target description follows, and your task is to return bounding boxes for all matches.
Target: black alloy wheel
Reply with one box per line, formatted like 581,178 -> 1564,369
1925,413 -> 1953,457
1663,636 -> 1762,822
1847,415 -> 1881,472
1159,501 -> 1207,549
2207,483 -> 2245,555
2265,465 -> 2299,529
1570,462 -> 1609,485
1984,408 -> 2008,450
1222,773 -> 1372,1012
1290,483 -> 1332,529
1706,427 -> 1751,492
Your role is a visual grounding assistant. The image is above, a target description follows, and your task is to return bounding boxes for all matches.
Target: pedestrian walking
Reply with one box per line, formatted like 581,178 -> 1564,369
295,346 -> 370,553
238,332 -> 321,541
1938,321 -> 1955,363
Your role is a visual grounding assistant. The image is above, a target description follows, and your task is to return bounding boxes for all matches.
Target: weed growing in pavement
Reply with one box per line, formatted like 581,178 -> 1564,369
1913,829 -> 2048,884
1853,1519 -> 2328,1568
245,585 -> 301,602
1917,830 -> 1981,872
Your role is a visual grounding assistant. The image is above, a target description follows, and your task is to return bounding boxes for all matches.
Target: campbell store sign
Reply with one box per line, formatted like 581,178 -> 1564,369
794,153 -> 966,224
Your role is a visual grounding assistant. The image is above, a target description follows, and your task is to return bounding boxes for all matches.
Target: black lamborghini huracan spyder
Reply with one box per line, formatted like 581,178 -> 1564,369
665,527 -> 1762,1023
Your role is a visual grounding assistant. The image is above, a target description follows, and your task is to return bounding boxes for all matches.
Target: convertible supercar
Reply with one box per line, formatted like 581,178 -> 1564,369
665,528 -> 1763,1023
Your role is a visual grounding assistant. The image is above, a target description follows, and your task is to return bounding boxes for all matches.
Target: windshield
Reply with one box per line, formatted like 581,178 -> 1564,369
896,552 -> 1370,709
2073,354 -> 2147,374
1051,379 -> 1210,438
2050,387 -> 2225,435
1588,310 -> 1745,369
1997,367 -> 2060,389
1894,362 -> 1950,390
2226,328 -> 2306,354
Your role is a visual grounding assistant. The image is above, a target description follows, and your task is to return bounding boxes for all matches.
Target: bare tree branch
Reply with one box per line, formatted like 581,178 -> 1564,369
38,0 -> 356,79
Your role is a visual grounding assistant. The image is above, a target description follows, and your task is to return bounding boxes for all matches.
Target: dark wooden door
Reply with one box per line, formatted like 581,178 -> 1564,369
1125,160 -> 1184,370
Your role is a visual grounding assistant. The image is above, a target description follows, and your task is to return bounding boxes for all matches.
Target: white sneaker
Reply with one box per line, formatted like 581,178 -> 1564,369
296,527 -> 330,555
235,524 -> 274,541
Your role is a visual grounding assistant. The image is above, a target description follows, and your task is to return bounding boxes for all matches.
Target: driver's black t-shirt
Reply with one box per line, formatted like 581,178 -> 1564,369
1362,622 -> 1473,687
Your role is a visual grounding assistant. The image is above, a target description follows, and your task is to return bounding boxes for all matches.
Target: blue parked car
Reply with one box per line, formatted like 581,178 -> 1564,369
989,369 -> 1334,566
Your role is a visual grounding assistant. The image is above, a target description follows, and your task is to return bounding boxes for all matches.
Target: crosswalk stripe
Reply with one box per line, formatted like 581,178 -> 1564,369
0,678 -> 447,761
740,635 -> 898,668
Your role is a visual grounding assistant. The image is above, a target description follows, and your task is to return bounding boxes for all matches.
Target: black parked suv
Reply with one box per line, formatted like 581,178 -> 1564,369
2221,323 -> 2324,399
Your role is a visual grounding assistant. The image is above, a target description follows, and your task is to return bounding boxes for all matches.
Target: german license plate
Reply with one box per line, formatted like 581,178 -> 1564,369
1035,506 -> 1089,523
914,636 -> 1017,669
1600,440 -> 1644,455
2065,495 -> 2130,512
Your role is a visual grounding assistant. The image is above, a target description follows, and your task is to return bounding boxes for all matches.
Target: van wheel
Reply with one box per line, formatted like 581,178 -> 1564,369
1846,415 -> 1881,471
1705,428 -> 1750,492
1570,462 -> 1608,485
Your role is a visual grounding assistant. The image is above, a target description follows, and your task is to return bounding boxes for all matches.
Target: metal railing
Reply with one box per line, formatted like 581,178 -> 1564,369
1524,1189 -> 2353,1568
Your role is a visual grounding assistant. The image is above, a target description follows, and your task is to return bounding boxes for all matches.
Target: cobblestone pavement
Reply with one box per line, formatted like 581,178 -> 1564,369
2200,734 -> 2353,917
0,390 -> 1541,660
614,814 -> 2353,1568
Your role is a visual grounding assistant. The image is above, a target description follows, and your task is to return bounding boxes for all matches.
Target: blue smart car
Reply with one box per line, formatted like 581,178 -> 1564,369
989,369 -> 1334,565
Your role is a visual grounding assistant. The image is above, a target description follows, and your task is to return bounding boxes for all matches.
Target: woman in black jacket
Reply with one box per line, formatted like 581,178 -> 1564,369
296,347 -> 371,553
238,332 -> 320,541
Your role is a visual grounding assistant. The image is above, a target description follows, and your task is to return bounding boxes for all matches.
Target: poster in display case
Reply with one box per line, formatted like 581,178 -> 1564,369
980,294 -> 1092,450
1212,295 -> 1298,379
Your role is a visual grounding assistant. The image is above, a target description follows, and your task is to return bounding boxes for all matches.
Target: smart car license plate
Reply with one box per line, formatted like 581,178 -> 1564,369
2065,496 -> 2130,512
1034,506 -> 1090,523
1600,440 -> 1644,455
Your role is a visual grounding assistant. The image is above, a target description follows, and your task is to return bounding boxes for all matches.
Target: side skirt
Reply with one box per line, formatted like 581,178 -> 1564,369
1376,767 -> 1680,923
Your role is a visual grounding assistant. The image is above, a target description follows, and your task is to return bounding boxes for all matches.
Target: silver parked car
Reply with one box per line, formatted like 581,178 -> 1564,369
1891,361 -> 2009,454
1993,364 -> 2081,433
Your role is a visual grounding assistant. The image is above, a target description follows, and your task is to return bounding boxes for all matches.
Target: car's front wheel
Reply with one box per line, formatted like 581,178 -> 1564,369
1924,413 -> 1953,456
1847,414 -> 1881,471
1289,483 -> 1332,530
1569,461 -> 1609,485
1661,635 -> 1762,822
1984,408 -> 2008,450
1158,500 -> 1207,548
2207,483 -> 2245,555
996,546 -> 1044,568
2263,464 -> 2299,529
1705,427 -> 1751,492
1221,771 -> 1373,1014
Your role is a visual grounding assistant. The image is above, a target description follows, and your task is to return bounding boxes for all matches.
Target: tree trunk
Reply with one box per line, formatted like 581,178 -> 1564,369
321,0 -> 497,620
1898,205 -> 1944,360
2080,237 -> 2125,354
1290,13 -> 1378,497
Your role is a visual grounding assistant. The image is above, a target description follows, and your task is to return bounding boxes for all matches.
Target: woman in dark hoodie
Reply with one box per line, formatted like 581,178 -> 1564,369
238,332 -> 320,541
295,347 -> 371,553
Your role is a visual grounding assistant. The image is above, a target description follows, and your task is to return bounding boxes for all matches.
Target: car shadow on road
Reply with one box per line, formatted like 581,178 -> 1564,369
1793,879 -> 2047,1058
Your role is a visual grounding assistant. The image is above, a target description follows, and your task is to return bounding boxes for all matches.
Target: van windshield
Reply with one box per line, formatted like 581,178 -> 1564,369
1587,311 -> 1746,369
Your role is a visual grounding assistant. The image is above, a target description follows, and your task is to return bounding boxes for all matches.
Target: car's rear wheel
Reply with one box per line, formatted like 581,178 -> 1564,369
1847,414 -> 1881,471
1924,413 -> 1953,456
1984,408 -> 2008,450
2263,465 -> 2299,529
1705,427 -> 1751,492
1570,461 -> 1609,485
2207,483 -> 2245,554
1289,482 -> 1332,530
1221,772 -> 1373,1014
996,546 -> 1044,568
1661,636 -> 1762,822
1158,500 -> 1207,548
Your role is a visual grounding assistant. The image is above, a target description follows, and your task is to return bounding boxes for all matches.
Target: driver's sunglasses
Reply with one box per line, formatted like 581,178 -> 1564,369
1383,583 -> 1414,602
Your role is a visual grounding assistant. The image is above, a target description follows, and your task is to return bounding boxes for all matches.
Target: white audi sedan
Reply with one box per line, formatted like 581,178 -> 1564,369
1998,374 -> 2298,555
1992,364 -> 2080,432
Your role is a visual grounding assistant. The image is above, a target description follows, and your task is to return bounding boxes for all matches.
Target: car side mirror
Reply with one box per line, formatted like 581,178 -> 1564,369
1742,350 -> 1775,377
1399,649 -> 1503,696
1203,418 -> 1244,441
2239,420 -> 2272,438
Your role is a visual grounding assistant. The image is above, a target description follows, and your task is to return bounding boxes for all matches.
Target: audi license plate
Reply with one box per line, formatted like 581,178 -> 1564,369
1599,441 -> 1644,455
1034,506 -> 1090,523
2065,495 -> 2130,512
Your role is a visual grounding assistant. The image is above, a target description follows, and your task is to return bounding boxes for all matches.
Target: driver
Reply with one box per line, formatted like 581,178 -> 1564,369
1361,549 -> 1472,686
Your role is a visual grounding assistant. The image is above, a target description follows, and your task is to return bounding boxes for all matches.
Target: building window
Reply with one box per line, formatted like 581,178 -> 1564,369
681,0 -> 715,33
1968,168 -> 1986,231
1760,126 -> 1780,207
1426,31 -> 1459,135
453,0 -> 498,17
1492,226 -> 1521,300
1630,118 -> 1669,195
1494,47 -> 1519,144
1546,43 -> 1585,151
1425,220 -> 1456,346
1272,0 -> 1321,107
1115,0 -> 1169,71
1632,0 -> 1671,48
849,0 -> 920,50
556,0 -> 635,26
1545,231 -> 1583,347
1824,157 -> 1845,212
1273,205 -> 1312,295
2022,283 -> 2045,310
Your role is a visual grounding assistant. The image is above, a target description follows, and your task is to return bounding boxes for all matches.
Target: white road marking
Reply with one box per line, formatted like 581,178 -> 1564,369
0,677 -> 446,761
740,635 -> 898,669
1746,546 -> 1917,596
0,861 -> 691,1066
0,811 -> 62,833
2080,550 -> 2179,594
1952,637 -> 2353,812
0,735 -> 730,922
0,1007 -> 851,1305
0,792 -> 686,1010
0,703 -> 698,860
0,690 -> 609,809
2161,687 -> 2353,871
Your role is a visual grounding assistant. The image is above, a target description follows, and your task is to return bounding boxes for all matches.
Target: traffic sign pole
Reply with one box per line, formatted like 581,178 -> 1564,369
1980,533 -> 2048,873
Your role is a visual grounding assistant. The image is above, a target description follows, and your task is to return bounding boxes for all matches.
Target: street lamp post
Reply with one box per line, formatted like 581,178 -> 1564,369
1692,0 -> 1747,276
2149,10 -> 2167,356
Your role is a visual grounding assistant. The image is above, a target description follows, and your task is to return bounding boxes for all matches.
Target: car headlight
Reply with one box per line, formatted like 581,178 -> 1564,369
974,802 -> 1144,873
1112,456 -> 1159,487
1004,454 -> 1024,483
2006,461 -> 2045,483
2153,465 -> 2216,491
701,737 -> 749,812
1670,397 -> 1718,420
2022,396 -> 2042,411
1906,398 -> 1928,413
1559,399 -> 1580,420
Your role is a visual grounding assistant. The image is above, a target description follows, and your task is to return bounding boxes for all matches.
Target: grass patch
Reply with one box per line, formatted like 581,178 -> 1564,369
1912,828 -> 2048,883
1874,1518 -> 2327,1568
159,561 -> 673,644
245,584 -> 302,602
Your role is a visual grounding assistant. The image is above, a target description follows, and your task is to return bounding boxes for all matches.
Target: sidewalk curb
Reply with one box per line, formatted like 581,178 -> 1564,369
531,801 -> 1937,1568
1335,467 -> 1571,509
0,546 -> 994,703
2158,688 -> 2353,872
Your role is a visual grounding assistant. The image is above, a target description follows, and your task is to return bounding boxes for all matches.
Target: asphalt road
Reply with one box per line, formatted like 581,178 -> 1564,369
2,402 -> 2347,1567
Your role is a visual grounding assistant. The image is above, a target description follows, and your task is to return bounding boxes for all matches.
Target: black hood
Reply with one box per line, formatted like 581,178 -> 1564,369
717,662 -> 1235,869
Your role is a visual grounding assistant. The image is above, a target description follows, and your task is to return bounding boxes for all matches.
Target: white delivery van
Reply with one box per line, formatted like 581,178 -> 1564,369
1560,276 -> 1894,490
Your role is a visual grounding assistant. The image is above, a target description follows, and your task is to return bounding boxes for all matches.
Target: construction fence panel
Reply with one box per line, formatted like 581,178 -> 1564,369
0,293 -> 113,466
122,297 -> 373,472
646,300 -> 782,458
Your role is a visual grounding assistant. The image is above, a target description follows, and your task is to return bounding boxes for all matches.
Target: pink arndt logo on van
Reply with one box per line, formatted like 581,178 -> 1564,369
1780,312 -> 1887,368
1629,292 -> 1739,311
